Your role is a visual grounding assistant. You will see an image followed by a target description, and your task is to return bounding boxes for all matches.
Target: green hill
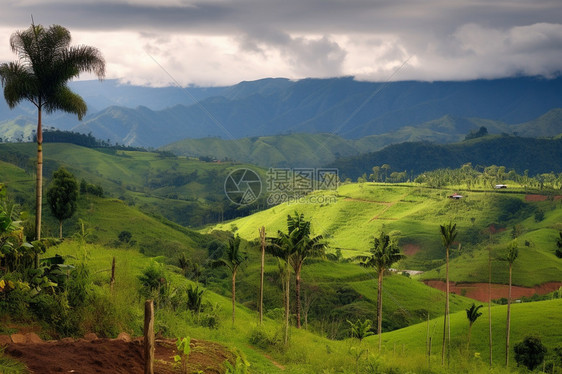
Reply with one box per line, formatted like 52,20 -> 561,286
210,183 -> 562,288
0,142 -> 267,227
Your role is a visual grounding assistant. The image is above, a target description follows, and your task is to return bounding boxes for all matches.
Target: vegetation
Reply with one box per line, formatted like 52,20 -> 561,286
465,303 -> 483,352
0,22 -> 105,240
439,222 -> 457,365
504,240 -> 519,367
356,231 -> 403,351
514,336 -> 547,371
46,167 -> 78,239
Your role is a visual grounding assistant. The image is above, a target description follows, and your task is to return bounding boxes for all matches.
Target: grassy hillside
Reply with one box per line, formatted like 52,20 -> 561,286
0,142 -> 267,227
210,183 -> 562,288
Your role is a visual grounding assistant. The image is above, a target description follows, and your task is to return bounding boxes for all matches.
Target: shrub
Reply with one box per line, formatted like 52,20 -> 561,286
514,336 -> 547,371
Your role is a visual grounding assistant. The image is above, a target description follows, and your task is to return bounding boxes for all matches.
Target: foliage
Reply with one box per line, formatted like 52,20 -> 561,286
186,284 -> 204,312
117,230 -> 132,243
556,232 -> 562,259
174,337 -> 191,374
46,167 -> 78,238
514,336 -> 547,371
347,319 -> 375,342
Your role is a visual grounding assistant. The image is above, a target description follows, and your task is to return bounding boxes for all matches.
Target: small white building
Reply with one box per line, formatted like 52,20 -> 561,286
494,184 -> 508,189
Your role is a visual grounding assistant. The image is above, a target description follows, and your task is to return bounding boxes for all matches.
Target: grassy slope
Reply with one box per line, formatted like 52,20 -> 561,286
0,142 -> 266,227
210,183 -> 562,287
381,299 -> 562,367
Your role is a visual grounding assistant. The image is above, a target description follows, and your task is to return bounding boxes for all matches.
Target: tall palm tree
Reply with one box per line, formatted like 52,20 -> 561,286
357,231 -> 403,351
505,240 -> 519,367
212,235 -> 247,326
465,303 -> 483,352
285,212 -> 325,329
0,23 -> 105,240
267,231 -> 295,345
440,222 -> 457,366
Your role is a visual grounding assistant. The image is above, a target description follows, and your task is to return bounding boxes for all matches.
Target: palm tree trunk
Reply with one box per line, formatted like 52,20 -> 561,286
441,247 -> 449,365
284,272 -> 290,345
505,263 -> 512,367
231,269 -> 236,327
259,226 -> 265,325
36,106 -> 43,241
295,263 -> 302,329
59,219 -> 63,239
467,323 -> 472,353
488,246 -> 493,367
377,268 -> 384,352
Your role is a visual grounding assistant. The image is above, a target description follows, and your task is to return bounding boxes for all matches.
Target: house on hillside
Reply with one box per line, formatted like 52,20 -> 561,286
494,184 -> 508,189
448,193 -> 463,199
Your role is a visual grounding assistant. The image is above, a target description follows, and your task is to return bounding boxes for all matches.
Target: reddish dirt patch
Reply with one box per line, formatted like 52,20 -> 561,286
2,337 -> 234,374
402,244 -> 421,256
525,194 -> 562,202
424,281 -> 562,303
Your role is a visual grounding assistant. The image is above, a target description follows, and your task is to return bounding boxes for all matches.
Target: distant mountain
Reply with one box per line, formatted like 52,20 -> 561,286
329,135 -> 562,180
161,111 -> 561,168
1,76 -> 562,147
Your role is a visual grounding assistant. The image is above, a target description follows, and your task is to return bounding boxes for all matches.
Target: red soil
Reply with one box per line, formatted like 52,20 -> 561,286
424,280 -> 562,303
525,194 -> 562,202
2,336 -> 234,374
402,244 -> 421,256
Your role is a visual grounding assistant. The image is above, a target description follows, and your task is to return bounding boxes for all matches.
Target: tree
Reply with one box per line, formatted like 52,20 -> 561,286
348,319 -> 375,342
267,212 -> 324,329
0,23 -> 105,240
505,240 -> 519,367
357,231 -> 403,351
465,303 -> 483,352
285,213 -> 325,329
46,167 -> 78,239
212,234 -> 247,326
514,336 -> 547,371
440,222 -> 457,366
556,232 -> 562,259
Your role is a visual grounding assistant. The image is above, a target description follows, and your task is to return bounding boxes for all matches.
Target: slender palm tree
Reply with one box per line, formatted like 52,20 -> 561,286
357,231 -> 403,351
258,226 -> 266,325
0,23 -> 105,240
212,234 -> 247,326
465,303 -> 483,352
505,240 -> 519,367
285,212 -> 325,329
267,232 -> 294,345
440,222 -> 457,366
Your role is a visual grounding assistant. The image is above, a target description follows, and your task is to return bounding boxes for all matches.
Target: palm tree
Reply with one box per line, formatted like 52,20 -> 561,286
258,226 -> 266,325
212,234 -> 247,326
465,303 -> 483,352
0,23 -> 105,240
440,222 -> 457,366
267,235 -> 293,345
285,213 -> 325,329
505,240 -> 519,367
357,231 -> 403,351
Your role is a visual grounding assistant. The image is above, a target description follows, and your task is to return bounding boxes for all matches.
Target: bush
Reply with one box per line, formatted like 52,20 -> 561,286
514,336 -> 547,371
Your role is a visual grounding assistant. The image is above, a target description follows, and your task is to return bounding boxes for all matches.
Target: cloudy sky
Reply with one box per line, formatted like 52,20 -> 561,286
1,0 -> 561,87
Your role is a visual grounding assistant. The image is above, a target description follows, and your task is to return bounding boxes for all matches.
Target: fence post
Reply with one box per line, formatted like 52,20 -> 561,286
110,256 -> 116,291
144,299 -> 154,374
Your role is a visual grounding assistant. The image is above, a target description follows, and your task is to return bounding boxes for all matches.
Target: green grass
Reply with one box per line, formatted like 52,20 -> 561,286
210,182 -> 562,287
0,142 -> 266,227
381,298 -> 562,367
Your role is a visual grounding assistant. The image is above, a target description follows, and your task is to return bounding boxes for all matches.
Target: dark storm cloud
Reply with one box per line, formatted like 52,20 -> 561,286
1,0 -> 561,85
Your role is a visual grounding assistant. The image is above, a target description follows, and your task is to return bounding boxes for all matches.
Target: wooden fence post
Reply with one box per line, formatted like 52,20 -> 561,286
144,299 -> 154,374
110,256 -> 116,291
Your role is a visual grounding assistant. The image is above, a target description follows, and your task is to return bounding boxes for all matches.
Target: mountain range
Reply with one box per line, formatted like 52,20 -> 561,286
1,76 -> 561,149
